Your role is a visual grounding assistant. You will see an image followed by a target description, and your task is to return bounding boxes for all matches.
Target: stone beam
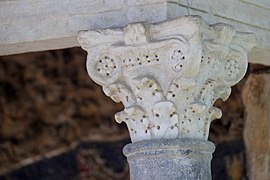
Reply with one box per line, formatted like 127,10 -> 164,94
78,16 -> 256,179
0,0 -> 269,66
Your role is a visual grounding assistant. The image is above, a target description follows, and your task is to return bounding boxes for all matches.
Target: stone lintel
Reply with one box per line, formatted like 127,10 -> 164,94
0,0 -> 268,66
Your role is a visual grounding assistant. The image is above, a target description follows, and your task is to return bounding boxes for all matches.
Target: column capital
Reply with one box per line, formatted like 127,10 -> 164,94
78,16 -> 256,142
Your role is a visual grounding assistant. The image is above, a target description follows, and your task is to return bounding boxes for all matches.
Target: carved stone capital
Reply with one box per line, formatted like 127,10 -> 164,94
78,16 -> 256,142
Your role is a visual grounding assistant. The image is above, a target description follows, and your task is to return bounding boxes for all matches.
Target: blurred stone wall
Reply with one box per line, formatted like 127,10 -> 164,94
0,48 -> 269,180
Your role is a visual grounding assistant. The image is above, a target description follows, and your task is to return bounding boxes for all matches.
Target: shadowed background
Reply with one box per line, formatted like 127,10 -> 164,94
0,48 -> 269,180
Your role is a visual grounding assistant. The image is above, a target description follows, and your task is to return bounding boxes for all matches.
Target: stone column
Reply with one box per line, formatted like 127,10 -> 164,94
242,73 -> 270,180
77,16 -> 256,179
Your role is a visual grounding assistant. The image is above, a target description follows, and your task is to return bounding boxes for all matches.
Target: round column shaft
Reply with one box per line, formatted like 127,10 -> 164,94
123,138 -> 215,180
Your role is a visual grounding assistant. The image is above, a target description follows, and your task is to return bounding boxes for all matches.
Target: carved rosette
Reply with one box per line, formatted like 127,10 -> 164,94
78,16 -> 256,142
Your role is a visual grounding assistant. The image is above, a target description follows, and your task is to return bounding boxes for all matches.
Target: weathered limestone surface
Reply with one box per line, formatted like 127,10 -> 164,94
242,73 -> 270,180
78,16 -> 256,142
0,0 -> 268,66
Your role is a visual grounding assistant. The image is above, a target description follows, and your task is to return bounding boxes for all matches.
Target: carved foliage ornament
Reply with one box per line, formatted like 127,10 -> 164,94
78,16 -> 256,142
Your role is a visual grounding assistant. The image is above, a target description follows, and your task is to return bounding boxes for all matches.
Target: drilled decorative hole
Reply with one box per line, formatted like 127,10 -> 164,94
224,59 -> 240,78
169,49 -> 186,72
96,55 -> 117,77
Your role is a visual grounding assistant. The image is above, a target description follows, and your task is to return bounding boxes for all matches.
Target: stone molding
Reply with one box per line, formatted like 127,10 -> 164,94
78,16 -> 256,142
